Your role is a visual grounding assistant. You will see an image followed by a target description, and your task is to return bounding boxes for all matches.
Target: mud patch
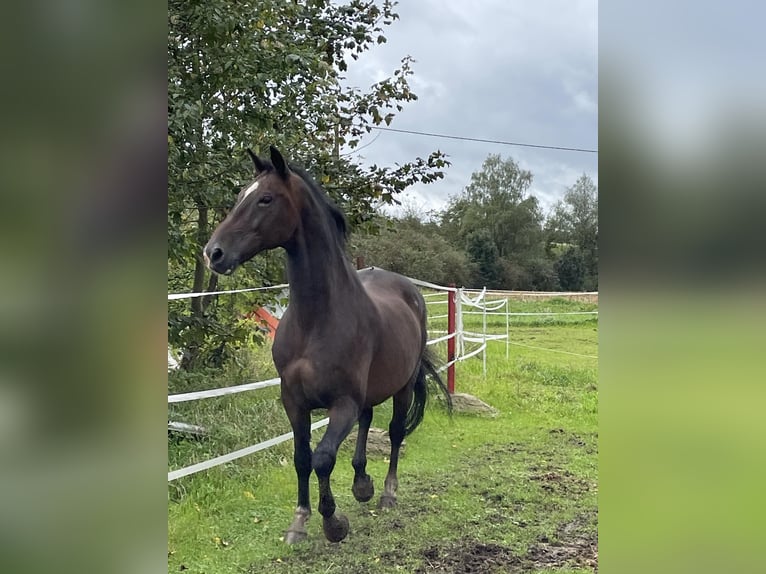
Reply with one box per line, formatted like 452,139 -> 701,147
527,537 -> 597,572
549,428 -> 598,454
416,541 -> 522,573
528,511 -> 598,572
414,510 -> 597,573
528,467 -> 591,495
415,530 -> 597,574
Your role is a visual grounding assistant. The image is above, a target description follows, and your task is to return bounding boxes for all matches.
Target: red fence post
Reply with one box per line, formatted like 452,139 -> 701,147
447,283 -> 456,394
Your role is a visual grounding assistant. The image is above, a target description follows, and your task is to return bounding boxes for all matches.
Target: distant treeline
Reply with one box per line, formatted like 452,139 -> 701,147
351,155 -> 598,292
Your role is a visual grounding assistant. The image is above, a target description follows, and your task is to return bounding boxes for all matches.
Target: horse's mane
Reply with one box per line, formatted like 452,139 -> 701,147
290,164 -> 348,244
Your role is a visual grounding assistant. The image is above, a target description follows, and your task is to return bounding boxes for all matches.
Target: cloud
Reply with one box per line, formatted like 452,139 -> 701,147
343,0 -> 598,214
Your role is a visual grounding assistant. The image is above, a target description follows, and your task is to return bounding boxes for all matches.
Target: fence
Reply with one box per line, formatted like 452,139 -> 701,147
167,275 -> 597,481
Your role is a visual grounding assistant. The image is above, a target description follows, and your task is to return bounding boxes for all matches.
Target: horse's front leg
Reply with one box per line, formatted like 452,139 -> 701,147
282,394 -> 312,544
313,397 -> 359,542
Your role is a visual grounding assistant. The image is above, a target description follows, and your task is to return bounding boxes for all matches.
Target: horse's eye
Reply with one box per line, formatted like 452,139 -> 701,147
258,195 -> 273,206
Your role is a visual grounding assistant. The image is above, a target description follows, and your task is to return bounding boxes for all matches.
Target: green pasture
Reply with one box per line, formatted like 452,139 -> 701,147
168,296 -> 598,573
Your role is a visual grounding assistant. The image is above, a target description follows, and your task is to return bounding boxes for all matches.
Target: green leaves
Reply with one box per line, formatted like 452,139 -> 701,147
546,174 -> 598,290
168,0 -> 448,369
443,154 -> 542,264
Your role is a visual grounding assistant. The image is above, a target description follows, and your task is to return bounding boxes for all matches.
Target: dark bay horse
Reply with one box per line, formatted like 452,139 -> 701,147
204,146 -> 450,543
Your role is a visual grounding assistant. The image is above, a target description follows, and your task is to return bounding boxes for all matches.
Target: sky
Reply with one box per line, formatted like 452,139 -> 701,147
341,0 -> 598,217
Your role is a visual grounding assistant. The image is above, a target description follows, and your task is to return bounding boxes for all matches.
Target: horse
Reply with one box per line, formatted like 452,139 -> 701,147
203,145 -> 451,544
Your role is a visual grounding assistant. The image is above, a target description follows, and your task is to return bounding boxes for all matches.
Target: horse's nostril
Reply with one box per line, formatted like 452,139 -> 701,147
210,246 -> 223,263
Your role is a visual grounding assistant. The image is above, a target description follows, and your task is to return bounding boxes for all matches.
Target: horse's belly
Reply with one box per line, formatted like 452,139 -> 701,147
364,339 -> 420,406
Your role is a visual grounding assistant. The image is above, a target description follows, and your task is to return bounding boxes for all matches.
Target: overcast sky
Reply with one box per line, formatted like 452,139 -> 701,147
341,0 -> 598,217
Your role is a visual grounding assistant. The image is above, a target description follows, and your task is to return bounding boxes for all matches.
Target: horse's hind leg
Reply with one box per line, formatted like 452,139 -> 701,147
351,407 -> 375,502
379,386 -> 411,509
313,397 -> 359,542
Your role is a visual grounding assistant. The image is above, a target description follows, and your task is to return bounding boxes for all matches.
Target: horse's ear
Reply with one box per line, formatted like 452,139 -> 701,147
247,148 -> 267,174
270,145 -> 290,180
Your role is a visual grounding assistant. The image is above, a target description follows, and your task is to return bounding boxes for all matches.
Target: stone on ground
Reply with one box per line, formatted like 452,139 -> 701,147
444,392 -> 499,417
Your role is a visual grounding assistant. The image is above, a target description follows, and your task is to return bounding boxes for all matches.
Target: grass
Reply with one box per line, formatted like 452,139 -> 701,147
168,296 -> 597,573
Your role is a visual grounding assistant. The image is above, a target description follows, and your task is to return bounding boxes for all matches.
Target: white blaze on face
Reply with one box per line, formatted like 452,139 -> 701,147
243,180 -> 260,198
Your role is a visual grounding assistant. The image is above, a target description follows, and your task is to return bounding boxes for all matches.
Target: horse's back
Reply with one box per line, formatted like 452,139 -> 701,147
357,267 -> 425,325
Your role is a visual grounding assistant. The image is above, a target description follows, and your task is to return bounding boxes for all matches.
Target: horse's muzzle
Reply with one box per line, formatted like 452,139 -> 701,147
203,242 -> 235,275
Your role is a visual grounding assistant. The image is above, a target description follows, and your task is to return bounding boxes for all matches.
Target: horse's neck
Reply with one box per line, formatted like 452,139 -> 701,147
284,221 -> 360,319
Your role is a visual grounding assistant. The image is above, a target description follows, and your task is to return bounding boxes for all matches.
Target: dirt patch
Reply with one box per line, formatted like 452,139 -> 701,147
526,512 -> 598,572
416,541 -> 523,573
549,428 -> 598,454
415,529 -> 597,573
528,512 -> 598,572
527,538 -> 597,572
528,467 -> 591,495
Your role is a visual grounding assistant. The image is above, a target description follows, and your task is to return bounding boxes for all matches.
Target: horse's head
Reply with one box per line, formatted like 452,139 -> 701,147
204,146 -> 301,275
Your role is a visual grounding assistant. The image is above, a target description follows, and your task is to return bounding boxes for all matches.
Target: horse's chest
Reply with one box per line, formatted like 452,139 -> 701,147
275,316 -> 367,360
277,353 -> 363,408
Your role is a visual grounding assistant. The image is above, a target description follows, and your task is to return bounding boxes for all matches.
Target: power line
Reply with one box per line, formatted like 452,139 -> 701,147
340,131 -> 381,157
369,126 -> 598,154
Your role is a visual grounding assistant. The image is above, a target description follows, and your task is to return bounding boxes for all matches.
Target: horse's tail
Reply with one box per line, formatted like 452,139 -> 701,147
404,348 -> 453,437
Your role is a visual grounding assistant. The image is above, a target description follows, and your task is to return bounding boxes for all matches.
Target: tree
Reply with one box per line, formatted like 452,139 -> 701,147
168,0 -> 449,368
441,154 -> 546,288
554,246 -> 585,291
546,174 -> 598,290
350,215 -> 475,288
465,230 -> 503,288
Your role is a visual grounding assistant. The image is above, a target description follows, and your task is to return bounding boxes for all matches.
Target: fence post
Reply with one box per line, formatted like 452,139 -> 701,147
505,298 -> 510,359
482,287 -> 487,377
447,283 -> 456,394
459,287 -> 466,357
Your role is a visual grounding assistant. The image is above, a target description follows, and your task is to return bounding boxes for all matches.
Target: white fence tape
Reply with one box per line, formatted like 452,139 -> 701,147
169,268 -> 456,302
461,298 -> 507,312
462,310 -> 598,317
462,289 -> 598,297
167,275 -> 596,481
436,358 -> 459,373
168,418 -> 329,482
460,287 -> 487,306
463,333 -> 508,342
168,283 -> 288,301
168,378 -> 281,403
506,340 -> 597,359
426,332 -> 455,346
404,276 -> 457,292
456,342 -> 487,362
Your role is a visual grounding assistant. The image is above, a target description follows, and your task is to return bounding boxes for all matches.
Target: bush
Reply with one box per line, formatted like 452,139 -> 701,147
554,247 -> 586,291
351,220 -> 475,287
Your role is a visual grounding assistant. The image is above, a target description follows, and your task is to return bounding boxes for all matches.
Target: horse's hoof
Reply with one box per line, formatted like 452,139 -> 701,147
284,528 -> 308,544
378,495 -> 397,509
322,513 -> 349,543
352,476 -> 375,502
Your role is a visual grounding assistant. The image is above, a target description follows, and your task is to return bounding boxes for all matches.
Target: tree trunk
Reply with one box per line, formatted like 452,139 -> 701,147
202,270 -> 218,311
181,204 -> 209,370
190,205 -> 209,318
